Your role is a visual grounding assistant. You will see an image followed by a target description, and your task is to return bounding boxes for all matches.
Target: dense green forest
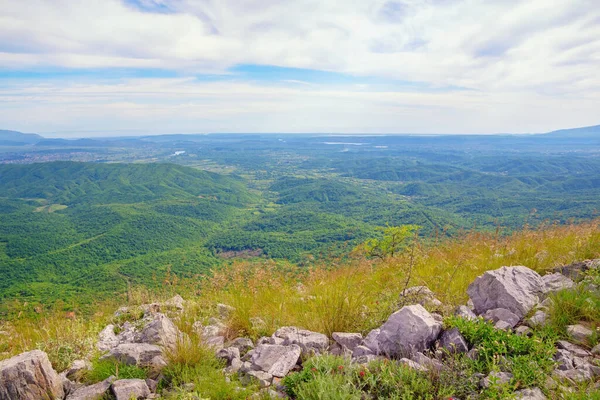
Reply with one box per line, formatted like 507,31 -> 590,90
1,130 -> 600,315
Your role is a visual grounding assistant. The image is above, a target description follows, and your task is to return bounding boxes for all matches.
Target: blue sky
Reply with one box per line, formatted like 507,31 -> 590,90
0,0 -> 599,137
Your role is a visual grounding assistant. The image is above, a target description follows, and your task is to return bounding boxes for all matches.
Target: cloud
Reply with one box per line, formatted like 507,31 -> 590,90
0,0 -> 599,134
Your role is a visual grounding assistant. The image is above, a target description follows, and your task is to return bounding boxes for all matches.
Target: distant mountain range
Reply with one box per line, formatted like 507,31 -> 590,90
1,124 -> 599,144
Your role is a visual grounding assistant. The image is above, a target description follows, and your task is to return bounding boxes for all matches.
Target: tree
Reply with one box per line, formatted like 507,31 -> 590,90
361,224 -> 420,259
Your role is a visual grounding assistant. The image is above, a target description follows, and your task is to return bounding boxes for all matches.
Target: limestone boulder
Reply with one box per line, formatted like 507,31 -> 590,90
376,304 -> 442,358
542,273 -> 574,294
483,308 -> 521,328
135,313 -> 180,351
467,266 -> 545,318
250,344 -> 301,378
332,333 -> 363,352
438,327 -> 468,354
0,350 -> 65,400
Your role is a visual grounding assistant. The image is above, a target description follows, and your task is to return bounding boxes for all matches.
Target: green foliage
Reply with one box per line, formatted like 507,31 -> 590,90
362,224 -> 420,258
85,359 -> 149,383
547,282 -> 600,343
447,316 -> 557,390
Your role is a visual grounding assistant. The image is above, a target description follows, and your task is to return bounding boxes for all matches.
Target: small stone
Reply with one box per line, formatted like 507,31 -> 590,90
231,337 -> 254,355
111,379 -> 151,400
526,310 -> 547,327
438,327 -> 468,354
514,387 -> 547,399
567,324 -> 594,343
217,303 -> 235,319
242,370 -> 273,388
515,326 -> 532,336
455,305 -> 476,320
557,341 -> 592,357
66,376 -> 115,400
399,358 -> 427,371
332,332 -> 363,351
483,308 -> 521,328
494,320 -> 513,331
480,371 -> 513,388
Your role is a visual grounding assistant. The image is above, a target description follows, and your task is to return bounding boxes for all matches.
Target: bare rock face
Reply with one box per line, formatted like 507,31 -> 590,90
135,313 -> 180,351
0,350 -> 64,400
66,376 -> 115,400
467,266 -> 545,318
273,326 -> 329,356
111,379 -> 151,400
376,304 -> 442,358
102,343 -> 167,369
250,344 -> 302,378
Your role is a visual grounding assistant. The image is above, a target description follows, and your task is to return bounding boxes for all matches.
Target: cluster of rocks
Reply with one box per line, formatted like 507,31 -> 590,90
1,264 -> 599,400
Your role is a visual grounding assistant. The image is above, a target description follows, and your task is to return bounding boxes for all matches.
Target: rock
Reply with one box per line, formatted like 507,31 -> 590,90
205,335 -> 225,349
226,357 -> 243,374
217,303 -> 235,319
0,350 -> 65,400
554,349 -> 574,371
362,328 -> 381,354
231,337 -> 254,355
493,320 -> 513,331
467,348 -> 479,360
514,387 -> 547,399
102,343 -> 167,369
332,332 -> 363,352
273,326 -> 329,355
250,344 -> 302,377
162,294 -> 185,310
140,303 -> 161,315
115,321 -> 138,344
412,352 -> 443,372
526,310 -> 547,327
352,345 -> 375,358
480,371 -> 513,388
136,313 -> 180,350
467,266 -> 545,318
551,259 -> 600,281
217,347 -> 241,365
242,370 -> 273,388
557,341 -> 592,357
97,324 -> 119,352
483,308 -> 521,328
554,366 -> 594,382
66,376 -> 115,400
542,273 -> 574,294
399,358 -> 427,371
329,342 -> 352,358
455,305 -> 477,320
111,379 -> 151,400
439,327 -> 468,354
567,324 -> 594,343
65,359 -> 91,381
377,304 -> 442,358
145,378 -> 158,393
515,326 -> 532,336
592,344 -> 600,356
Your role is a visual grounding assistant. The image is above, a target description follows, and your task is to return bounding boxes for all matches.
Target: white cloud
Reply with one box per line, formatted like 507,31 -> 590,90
0,0 -> 599,134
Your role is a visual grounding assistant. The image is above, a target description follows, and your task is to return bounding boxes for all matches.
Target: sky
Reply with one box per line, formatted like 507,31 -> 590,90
1,0 -> 599,137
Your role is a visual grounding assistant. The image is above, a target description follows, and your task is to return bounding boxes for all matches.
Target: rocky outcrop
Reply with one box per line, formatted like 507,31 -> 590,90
272,326 -> 329,356
542,273 -> 574,294
135,313 -> 180,351
0,350 -> 64,400
66,376 -> 115,400
467,266 -> 545,318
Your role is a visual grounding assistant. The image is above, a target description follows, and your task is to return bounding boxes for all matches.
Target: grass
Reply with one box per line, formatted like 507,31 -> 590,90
194,220 -> 600,338
85,358 -> 149,383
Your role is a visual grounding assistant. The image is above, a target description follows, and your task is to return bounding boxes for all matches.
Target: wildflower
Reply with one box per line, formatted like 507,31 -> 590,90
359,370 -> 366,377
338,365 -> 344,371
311,367 -> 317,373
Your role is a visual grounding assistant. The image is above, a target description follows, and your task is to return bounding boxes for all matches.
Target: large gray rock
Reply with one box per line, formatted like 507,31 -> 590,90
136,313 -> 180,351
376,304 -> 442,358
542,273 -> 574,294
102,343 -> 167,369
439,327 -> 468,354
111,379 -> 151,400
273,326 -> 328,356
66,377 -> 115,400
250,344 -> 301,377
0,350 -> 64,400
467,266 -> 545,318
455,305 -> 477,320
362,328 -> 381,354
332,333 -> 363,352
